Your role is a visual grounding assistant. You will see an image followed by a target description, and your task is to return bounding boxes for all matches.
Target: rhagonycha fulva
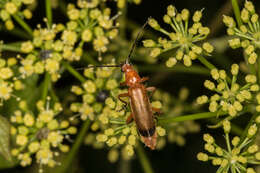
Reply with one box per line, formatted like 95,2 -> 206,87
86,18 -> 161,149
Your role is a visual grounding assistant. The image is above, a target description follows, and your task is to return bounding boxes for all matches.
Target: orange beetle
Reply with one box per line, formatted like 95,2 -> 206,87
88,19 -> 161,149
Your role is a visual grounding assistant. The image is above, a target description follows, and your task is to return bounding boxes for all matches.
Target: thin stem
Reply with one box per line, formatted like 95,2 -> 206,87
45,0 -> 52,26
158,111 -> 227,125
239,113 -> 257,144
225,133 -> 232,153
55,119 -> 91,173
136,143 -> 154,173
230,123 -> 243,135
41,73 -> 51,104
62,61 -> 86,83
257,51 -> 260,85
12,14 -> 33,35
197,56 -> 232,83
0,44 -> 22,52
82,53 -> 98,65
197,56 -> 216,70
50,85 -> 59,102
0,27 -> 32,39
231,0 -> 242,27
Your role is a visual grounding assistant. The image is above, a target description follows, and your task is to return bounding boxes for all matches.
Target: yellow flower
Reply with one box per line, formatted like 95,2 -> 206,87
22,0 -> 35,4
93,36 -> 109,52
16,135 -> 28,146
36,149 -> 53,164
5,2 -> 17,14
23,113 -> 35,127
61,30 -> 77,45
38,110 -> 55,123
19,153 -> 32,167
47,131 -> 64,147
82,29 -> 93,42
0,67 -> 13,79
45,59 -> 59,74
21,41 -> 34,53
0,81 -> 13,100
28,142 -> 40,153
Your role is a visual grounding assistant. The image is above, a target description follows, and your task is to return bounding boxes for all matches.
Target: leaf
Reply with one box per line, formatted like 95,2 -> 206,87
0,115 -> 11,161
0,154 -> 17,170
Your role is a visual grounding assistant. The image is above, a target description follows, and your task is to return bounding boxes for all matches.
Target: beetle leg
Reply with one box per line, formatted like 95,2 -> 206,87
126,113 -> 134,124
140,77 -> 149,83
152,107 -> 162,115
146,86 -> 156,98
117,93 -> 129,112
120,81 -> 127,86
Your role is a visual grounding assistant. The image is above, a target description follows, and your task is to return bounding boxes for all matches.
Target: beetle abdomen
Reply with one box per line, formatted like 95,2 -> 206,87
129,86 -> 157,149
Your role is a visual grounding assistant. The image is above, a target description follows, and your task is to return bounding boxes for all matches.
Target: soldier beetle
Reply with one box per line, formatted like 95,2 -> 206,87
86,19 -> 161,149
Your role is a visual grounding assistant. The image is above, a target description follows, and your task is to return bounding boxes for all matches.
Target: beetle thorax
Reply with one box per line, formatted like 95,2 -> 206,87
122,64 -> 141,86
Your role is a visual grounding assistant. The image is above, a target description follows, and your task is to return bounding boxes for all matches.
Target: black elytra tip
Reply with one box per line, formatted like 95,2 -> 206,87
139,126 -> 156,137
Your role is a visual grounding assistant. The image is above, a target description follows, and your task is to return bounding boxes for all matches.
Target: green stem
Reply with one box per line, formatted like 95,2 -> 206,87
41,73 -> 51,104
136,144 -> 154,173
197,56 -> 216,70
118,3 -> 127,38
56,120 -> 91,173
231,123 -> 243,135
158,111 -> 227,125
239,113 -> 257,144
45,0 -> 52,26
0,44 -> 22,52
231,0 -> 242,27
62,62 -> 86,83
0,27 -> 31,39
197,56 -> 232,83
257,51 -> 260,85
82,53 -> 98,65
50,85 -> 59,102
12,14 -> 33,35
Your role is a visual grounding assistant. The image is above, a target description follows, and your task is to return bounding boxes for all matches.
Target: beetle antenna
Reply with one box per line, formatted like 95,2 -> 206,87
126,17 -> 150,64
76,64 -> 121,70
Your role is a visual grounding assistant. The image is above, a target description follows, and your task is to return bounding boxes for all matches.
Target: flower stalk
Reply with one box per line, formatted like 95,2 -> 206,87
55,119 -> 91,173
136,144 -> 154,173
12,14 -> 33,36
231,0 -> 242,27
62,62 -> 86,83
45,0 -> 52,27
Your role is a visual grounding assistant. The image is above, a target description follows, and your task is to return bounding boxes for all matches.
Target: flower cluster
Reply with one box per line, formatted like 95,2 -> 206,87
0,0 -> 34,30
143,5 -> 214,67
153,88 -> 200,147
115,0 -> 141,9
197,64 -> 259,117
197,118 -> 260,173
10,99 -> 77,171
223,1 -> 260,64
70,65 -> 122,121
0,56 -> 23,105
66,1 -> 119,59
19,21 -> 83,81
